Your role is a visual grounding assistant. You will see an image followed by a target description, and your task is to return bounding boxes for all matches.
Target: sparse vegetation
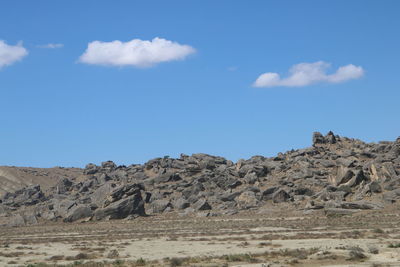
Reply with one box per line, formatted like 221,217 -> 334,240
388,243 -> 400,248
223,253 -> 259,263
347,246 -> 367,261
169,257 -> 184,267
372,228 -> 385,234
368,245 -> 379,254
135,258 -> 146,266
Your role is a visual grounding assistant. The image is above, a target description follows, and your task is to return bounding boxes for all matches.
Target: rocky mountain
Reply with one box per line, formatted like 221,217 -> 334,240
1,131 -> 400,226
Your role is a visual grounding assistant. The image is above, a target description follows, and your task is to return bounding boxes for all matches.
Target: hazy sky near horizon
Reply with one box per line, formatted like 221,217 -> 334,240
1,1 -> 400,167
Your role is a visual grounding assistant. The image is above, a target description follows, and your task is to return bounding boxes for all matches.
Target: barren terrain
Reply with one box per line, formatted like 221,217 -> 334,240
1,132 -> 400,266
1,205 -> 400,267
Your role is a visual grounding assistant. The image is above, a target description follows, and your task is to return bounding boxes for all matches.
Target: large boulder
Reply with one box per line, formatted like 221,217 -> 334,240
331,168 -> 368,187
193,199 -> 212,211
313,131 -> 337,146
84,163 -> 99,175
173,197 -> 190,210
343,170 -> 368,187
383,188 -> 400,203
148,199 -> 172,213
64,205 -> 93,222
261,187 -> 279,201
101,161 -> 117,171
8,213 -> 38,227
104,183 -> 144,206
94,193 -> 145,220
219,191 -> 242,202
340,201 -> 383,210
55,178 -> 73,194
272,189 -> 290,203
236,191 -> 259,209
330,167 -> 354,186
91,183 -> 117,207
52,198 -> 77,218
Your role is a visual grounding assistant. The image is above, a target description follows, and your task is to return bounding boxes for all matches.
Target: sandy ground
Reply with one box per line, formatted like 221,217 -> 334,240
1,208 -> 400,266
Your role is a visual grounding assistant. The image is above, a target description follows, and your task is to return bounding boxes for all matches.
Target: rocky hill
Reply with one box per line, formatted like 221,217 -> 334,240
0,166 -> 82,198
1,131 -> 400,227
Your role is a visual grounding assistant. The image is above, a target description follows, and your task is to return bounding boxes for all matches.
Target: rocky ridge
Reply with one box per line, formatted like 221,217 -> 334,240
1,131 -> 400,226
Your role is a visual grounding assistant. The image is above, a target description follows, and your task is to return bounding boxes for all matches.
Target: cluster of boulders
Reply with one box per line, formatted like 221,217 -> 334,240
1,131 -> 400,226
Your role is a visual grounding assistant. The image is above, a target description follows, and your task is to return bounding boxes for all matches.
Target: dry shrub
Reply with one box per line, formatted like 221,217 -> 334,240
49,255 -> 64,261
347,246 -> 367,261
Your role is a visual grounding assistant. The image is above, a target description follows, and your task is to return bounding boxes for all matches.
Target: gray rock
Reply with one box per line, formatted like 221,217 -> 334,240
91,183 -> 116,207
2,185 -> 46,207
236,191 -> 259,209
313,132 -> 325,145
336,158 -> 354,167
96,173 -> 112,184
220,191 -> 242,202
101,161 -> 117,171
0,204 -> 7,214
193,199 -> 212,211
344,170 -> 368,187
262,187 -> 279,201
333,167 -> 354,186
369,181 -> 382,193
64,205 -> 93,222
272,189 -> 290,203
173,198 -> 190,210
8,213 -> 38,227
340,201 -> 383,210
84,163 -> 99,175
8,214 -> 26,227
94,193 -> 145,220
52,198 -> 76,217
319,160 -> 336,168
149,199 -> 172,213
23,214 -> 38,225
382,188 -> 400,203
294,187 -> 314,196
105,183 -> 143,205
243,172 -> 258,184
325,131 -> 337,144
55,178 -> 73,194
336,185 -> 352,193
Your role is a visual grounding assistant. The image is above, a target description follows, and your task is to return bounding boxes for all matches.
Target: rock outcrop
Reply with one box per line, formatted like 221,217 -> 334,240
1,131 -> 400,226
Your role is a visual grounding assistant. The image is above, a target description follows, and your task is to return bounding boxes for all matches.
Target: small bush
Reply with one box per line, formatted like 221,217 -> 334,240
224,253 -> 259,263
388,243 -> 400,248
107,249 -> 119,258
347,246 -> 367,261
368,245 -> 379,254
169,257 -> 184,267
75,253 -> 90,260
113,259 -> 124,266
136,258 -> 146,266
258,242 -> 272,247
372,228 -> 385,234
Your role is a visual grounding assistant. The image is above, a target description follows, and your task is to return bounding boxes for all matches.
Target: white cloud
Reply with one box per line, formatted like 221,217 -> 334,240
38,43 -> 64,49
0,40 -> 28,69
253,61 -> 364,88
227,66 -> 238,71
79,37 -> 196,67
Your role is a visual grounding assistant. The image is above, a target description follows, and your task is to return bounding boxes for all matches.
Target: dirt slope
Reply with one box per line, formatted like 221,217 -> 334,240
0,166 -> 82,198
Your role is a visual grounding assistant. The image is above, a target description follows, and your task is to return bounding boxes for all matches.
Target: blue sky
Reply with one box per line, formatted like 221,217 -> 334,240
1,1 -> 399,167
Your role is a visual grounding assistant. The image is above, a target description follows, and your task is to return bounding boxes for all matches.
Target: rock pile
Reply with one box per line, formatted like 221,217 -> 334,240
1,131 -> 400,226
